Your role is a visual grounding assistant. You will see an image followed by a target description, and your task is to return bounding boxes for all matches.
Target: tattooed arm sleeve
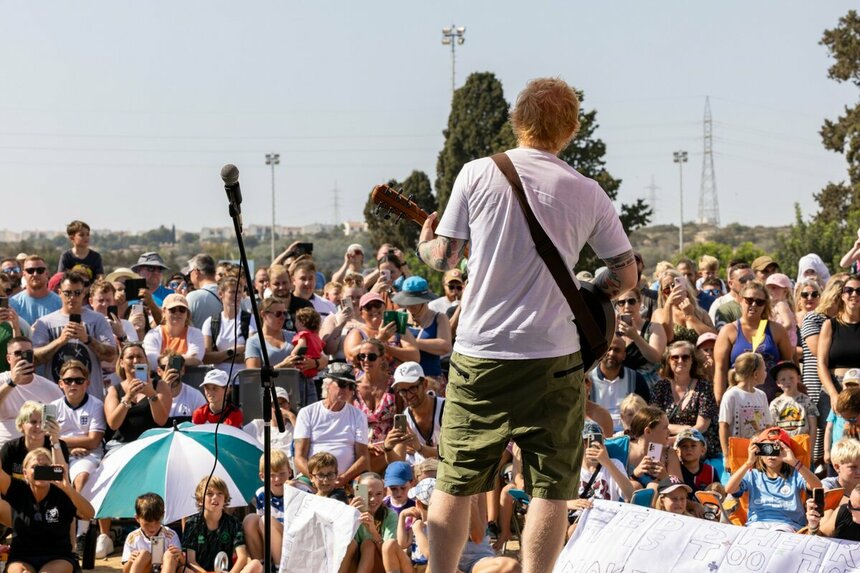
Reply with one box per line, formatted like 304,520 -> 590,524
417,237 -> 467,272
596,249 -> 638,299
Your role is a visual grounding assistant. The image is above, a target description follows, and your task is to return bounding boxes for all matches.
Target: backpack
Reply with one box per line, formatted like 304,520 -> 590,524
210,311 -> 251,350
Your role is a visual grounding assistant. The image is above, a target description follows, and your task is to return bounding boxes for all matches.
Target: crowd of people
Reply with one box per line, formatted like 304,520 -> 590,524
3,212 -> 860,571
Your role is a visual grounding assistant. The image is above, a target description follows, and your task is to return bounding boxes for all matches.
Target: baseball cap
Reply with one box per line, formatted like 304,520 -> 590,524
765,273 -> 792,290
393,362 -> 424,387
384,461 -> 414,487
48,272 -> 65,292
443,269 -> 465,284
770,360 -> 801,381
673,428 -> 707,449
162,293 -> 189,310
408,477 -> 436,505
347,243 -> 364,255
843,368 -> 860,386
324,362 -> 356,384
657,476 -> 692,495
359,292 -> 384,309
131,252 -> 169,272
201,369 -> 229,388
275,387 -> 291,403
751,256 -> 778,273
696,332 -> 718,348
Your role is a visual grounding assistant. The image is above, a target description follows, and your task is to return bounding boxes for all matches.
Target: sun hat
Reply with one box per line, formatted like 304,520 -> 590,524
408,477 -> 436,505
392,276 -> 437,306
131,252 -> 169,272
104,268 -> 142,283
324,362 -> 356,384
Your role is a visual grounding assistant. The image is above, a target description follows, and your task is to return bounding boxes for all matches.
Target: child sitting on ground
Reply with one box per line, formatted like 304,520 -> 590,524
182,476 -> 261,573
768,361 -> 818,445
308,451 -> 349,503
674,429 -> 718,495
825,386 -> 860,466
291,308 -> 328,379
243,450 -> 293,566
383,461 -> 415,516
725,427 -> 822,532
350,472 -> 411,573
122,493 -> 182,573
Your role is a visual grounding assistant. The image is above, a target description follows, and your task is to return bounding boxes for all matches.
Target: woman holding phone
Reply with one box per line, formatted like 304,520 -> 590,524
0,400 -> 70,479
0,447 -> 94,572
354,339 -> 399,472
625,405 -> 682,489
652,270 -> 716,344
615,287 -> 667,388
343,292 -> 419,367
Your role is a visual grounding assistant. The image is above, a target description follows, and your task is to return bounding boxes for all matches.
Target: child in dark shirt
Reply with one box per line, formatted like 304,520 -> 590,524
674,428 -> 718,495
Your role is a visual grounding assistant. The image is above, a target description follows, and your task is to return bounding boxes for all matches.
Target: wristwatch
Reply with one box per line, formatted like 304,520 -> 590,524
6,379 -> 15,388
226,349 -> 235,359
148,395 -> 160,403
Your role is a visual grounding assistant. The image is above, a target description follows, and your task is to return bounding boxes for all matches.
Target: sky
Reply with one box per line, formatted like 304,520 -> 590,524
0,1 -> 856,234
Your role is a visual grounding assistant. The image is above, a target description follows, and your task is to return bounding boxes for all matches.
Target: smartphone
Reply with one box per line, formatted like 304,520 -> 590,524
587,433 -> 604,447
295,346 -> 308,357
126,278 -> 147,301
0,297 -> 7,309
134,363 -> 148,383
168,355 -> 185,371
380,269 -> 391,282
355,483 -> 369,512
341,297 -> 352,311
674,277 -> 684,289
618,314 -> 633,326
295,242 -> 314,256
20,349 -> 34,364
813,487 -> 825,515
33,465 -> 64,481
150,535 -> 165,565
69,313 -> 82,324
107,305 -> 118,319
41,403 -> 58,430
647,442 -> 663,460
393,414 -> 408,433
130,302 -> 144,316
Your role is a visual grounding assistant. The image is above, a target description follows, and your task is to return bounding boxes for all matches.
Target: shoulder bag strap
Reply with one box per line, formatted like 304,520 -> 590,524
490,152 -> 604,351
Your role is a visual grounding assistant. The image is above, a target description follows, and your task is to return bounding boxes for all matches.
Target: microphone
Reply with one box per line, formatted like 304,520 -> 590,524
221,164 -> 243,216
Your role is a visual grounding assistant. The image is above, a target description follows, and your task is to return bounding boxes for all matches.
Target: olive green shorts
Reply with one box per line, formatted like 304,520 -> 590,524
436,351 -> 585,500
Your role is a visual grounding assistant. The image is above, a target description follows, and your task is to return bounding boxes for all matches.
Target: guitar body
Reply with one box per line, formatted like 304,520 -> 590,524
371,182 -> 613,372
576,281 -> 615,372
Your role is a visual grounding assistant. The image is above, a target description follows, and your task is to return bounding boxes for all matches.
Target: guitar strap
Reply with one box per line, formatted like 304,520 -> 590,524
491,152 -> 607,360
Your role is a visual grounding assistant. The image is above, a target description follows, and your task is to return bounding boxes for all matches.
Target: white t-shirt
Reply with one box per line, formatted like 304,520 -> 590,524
142,326 -> 206,371
294,402 -> 368,477
168,383 -> 207,420
121,525 -> 181,563
718,386 -> 773,439
201,312 -> 257,374
244,419 -> 294,460
436,147 -> 632,359
52,394 -> 106,458
0,373 -> 64,446
580,458 -> 627,501
589,372 -> 630,434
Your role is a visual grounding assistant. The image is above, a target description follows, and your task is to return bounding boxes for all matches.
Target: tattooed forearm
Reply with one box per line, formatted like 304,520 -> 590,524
596,248 -> 636,299
418,236 -> 466,271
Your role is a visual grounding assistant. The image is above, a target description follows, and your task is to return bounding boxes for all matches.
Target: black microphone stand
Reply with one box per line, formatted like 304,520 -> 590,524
222,165 -> 285,573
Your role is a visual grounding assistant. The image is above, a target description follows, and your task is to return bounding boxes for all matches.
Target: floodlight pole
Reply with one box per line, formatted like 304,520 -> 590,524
673,150 -> 688,253
265,153 -> 280,262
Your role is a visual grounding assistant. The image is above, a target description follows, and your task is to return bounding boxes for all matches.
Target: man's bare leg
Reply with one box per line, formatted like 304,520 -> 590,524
520,498 -> 567,573
427,489 -> 471,573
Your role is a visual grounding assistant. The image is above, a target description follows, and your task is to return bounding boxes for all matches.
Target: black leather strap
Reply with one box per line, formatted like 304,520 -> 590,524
491,152 -> 604,352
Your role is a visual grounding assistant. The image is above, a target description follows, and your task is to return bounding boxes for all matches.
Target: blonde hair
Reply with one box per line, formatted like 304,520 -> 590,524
832,438 -> 860,466
740,281 -> 773,321
22,447 -> 52,471
657,269 -> 700,310
260,450 -> 290,474
652,261 -> 675,282
818,273 -> 850,318
15,401 -> 42,432
728,352 -> 764,386
698,255 -> 719,272
794,279 -> 822,312
413,458 -> 439,482
620,394 -> 647,418
510,78 -> 580,152
194,475 -> 231,509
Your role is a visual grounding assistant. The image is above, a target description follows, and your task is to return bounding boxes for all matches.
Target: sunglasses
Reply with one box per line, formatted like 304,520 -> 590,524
849,502 -> 860,512
61,289 -> 83,298
669,354 -> 691,362
614,297 -> 638,307
843,286 -> 860,296
61,377 -> 87,385
1,267 -> 20,274
265,310 -> 285,318
743,296 -> 766,307
446,283 -> 464,290
738,275 -> 755,284
703,289 -> 721,297
335,380 -> 357,390
24,267 -> 47,275
800,291 -> 820,299
167,307 -> 188,314
357,353 -> 379,362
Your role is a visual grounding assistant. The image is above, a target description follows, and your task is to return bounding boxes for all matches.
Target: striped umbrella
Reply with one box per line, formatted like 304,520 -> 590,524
84,423 -> 263,524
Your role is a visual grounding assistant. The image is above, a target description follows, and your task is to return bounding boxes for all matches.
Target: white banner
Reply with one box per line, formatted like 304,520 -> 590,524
554,500 -> 860,573
279,487 -> 360,573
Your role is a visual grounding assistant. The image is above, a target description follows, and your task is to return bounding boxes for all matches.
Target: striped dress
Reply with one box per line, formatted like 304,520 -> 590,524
800,311 -> 827,461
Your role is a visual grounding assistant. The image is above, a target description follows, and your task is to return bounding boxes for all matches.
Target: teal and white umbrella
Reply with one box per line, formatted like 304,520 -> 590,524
83,423 -> 263,524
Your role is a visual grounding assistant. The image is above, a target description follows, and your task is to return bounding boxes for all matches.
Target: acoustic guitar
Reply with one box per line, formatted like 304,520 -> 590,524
370,183 -> 614,371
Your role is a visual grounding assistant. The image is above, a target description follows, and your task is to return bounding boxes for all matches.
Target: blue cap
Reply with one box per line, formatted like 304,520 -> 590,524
384,461 -> 414,487
673,428 -> 707,449
392,276 -> 436,306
